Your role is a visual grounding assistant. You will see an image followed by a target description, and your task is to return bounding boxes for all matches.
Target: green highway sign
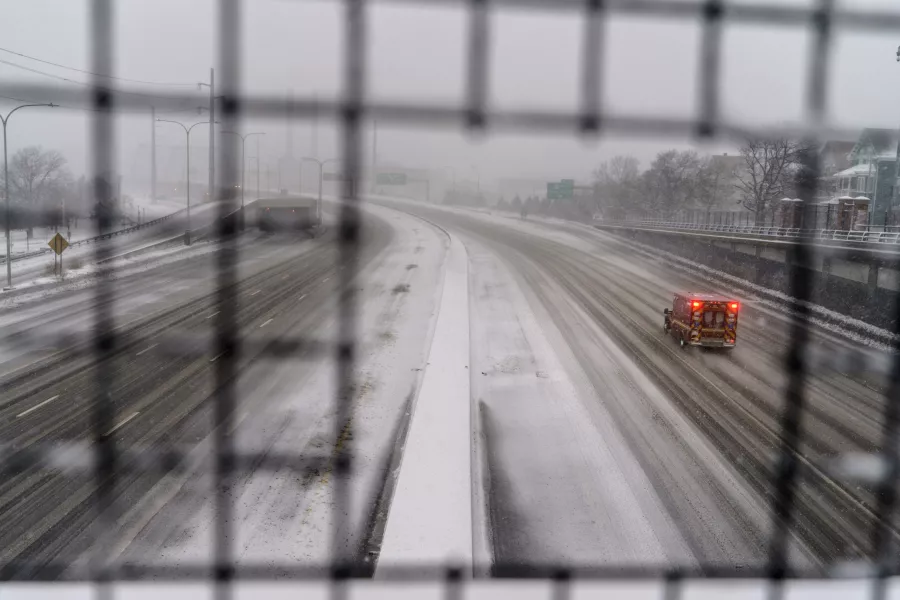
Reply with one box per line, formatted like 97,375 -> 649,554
377,173 -> 407,186
547,179 -> 575,200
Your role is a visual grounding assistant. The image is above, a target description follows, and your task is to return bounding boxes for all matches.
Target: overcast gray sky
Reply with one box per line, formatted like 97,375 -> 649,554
1,0 -> 900,193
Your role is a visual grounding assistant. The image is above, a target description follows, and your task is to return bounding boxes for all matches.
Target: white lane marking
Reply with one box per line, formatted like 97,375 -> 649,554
210,351 -> 226,363
135,343 -> 158,356
205,311 -> 220,320
322,277 -> 330,283
106,412 -> 139,435
17,395 -> 60,418
282,274 -> 289,279
229,411 -> 250,435
299,294 -> 307,301
259,318 -> 273,328
250,289 -> 261,296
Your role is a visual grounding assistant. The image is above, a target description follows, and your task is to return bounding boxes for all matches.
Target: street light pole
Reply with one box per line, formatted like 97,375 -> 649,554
2,103 -> 55,289
893,45 -> 900,227
157,118 -> 216,244
151,106 -> 157,203
301,157 -> 339,224
198,69 -> 215,204
222,131 -> 265,208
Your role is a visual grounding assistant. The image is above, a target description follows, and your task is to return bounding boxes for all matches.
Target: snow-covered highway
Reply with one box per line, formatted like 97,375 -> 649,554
0,195 -> 891,579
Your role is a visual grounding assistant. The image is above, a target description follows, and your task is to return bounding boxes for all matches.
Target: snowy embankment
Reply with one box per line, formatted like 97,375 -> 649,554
377,233 -> 473,572
0,201 -> 224,300
2,198 -> 187,258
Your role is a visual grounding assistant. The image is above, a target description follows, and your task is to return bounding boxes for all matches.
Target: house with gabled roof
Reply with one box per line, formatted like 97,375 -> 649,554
830,128 -> 900,225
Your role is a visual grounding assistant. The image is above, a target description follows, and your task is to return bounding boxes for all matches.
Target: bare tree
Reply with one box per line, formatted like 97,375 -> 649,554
1,146 -> 70,235
6,146 -> 68,207
592,155 -> 640,217
642,149 -> 702,217
695,156 -> 731,216
734,137 -> 810,224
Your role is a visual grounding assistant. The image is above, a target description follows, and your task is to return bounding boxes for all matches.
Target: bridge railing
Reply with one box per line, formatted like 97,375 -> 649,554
599,219 -> 900,246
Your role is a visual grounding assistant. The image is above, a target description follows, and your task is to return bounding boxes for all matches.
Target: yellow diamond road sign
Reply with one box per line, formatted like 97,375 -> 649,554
48,233 -> 69,255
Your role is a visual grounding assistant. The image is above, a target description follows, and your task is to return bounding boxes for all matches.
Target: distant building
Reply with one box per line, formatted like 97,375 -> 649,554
819,140 -> 855,177
830,128 -> 900,225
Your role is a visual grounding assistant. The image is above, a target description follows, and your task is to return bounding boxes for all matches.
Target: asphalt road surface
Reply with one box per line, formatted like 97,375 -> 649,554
381,200 -> 893,572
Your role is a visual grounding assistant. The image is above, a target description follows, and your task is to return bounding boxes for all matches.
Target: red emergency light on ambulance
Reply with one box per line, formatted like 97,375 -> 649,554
663,292 -> 739,349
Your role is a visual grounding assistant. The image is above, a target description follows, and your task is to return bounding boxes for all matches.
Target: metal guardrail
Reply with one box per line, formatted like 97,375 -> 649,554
0,204 -> 190,265
603,220 -> 900,246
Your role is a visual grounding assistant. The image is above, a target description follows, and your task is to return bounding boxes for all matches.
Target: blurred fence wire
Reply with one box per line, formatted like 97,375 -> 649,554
4,0 -> 900,599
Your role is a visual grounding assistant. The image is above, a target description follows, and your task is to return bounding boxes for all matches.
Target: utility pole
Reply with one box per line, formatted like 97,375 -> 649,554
151,106 -> 157,203
256,136 -> 261,201
266,163 -> 271,195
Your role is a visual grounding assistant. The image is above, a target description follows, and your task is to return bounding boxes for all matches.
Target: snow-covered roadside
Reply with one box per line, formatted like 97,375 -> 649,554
1,201 -> 225,299
112,202 -> 450,569
3,225 -> 103,257
2,198 -> 191,259
0,236 -> 223,313
129,196 -> 188,221
377,233 -> 472,571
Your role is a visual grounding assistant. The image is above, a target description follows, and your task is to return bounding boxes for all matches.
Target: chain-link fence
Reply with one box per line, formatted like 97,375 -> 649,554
3,0 -> 900,599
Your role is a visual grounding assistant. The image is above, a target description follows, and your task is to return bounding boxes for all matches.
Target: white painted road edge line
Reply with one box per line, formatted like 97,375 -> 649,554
376,233 -> 473,573
106,411 -> 139,435
205,311 -> 220,320
250,289 -> 261,296
259,318 -> 273,328
135,343 -> 157,356
17,395 -> 60,418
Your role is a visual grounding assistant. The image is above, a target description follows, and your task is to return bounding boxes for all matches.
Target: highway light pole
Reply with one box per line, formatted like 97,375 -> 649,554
151,106 -> 157,203
222,131 -> 265,207
893,45 -> 900,227
156,118 -> 217,245
198,69 -> 214,204
301,157 -> 339,224
2,102 -> 55,290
